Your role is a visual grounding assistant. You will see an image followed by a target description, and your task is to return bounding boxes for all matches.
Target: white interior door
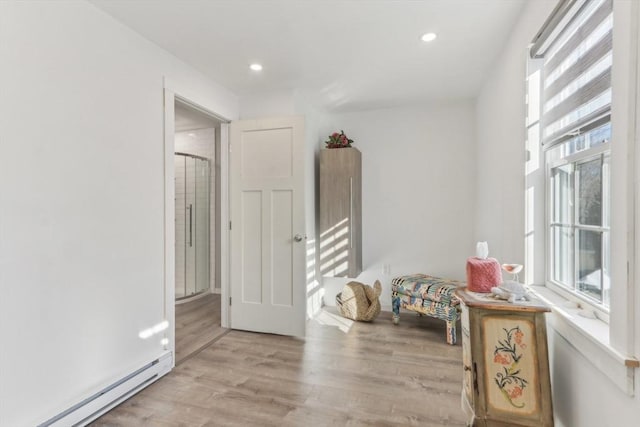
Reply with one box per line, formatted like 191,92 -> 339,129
230,116 -> 306,337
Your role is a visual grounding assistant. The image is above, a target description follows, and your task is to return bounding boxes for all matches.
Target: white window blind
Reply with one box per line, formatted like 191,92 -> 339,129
531,0 -> 613,147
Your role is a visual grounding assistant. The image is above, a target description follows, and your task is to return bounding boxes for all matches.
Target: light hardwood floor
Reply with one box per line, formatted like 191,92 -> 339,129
93,309 -> 466,426
175,293 -> 226,365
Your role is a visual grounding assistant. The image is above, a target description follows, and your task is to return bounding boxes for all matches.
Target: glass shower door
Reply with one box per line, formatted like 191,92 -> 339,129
175,153 -> 210,300
195,159 -> 210,294
175,155 -> 186,298
184,156 -> 196,296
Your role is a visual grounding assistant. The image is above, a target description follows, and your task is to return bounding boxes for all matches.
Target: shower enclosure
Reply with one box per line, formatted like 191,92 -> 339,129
175,153 -> 210,299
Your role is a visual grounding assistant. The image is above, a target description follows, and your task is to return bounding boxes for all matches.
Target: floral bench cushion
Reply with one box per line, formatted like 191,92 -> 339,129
391,274 -> 464,306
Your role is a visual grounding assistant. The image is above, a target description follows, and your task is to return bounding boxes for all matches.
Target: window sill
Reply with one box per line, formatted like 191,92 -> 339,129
528,285 -> 638,396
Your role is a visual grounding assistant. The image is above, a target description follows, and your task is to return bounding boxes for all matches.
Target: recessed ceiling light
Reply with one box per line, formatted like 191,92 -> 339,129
250,63 -> 263,71
421,32 -> 437,42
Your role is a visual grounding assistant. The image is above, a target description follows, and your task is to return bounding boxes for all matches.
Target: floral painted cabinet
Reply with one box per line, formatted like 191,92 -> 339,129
457,288 -> 553,427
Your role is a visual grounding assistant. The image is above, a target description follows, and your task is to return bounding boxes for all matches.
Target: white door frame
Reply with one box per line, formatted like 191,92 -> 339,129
162,86 -> 231,367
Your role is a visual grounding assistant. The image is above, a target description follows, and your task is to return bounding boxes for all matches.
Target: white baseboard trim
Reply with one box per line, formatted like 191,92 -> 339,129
39,352 -> 172,427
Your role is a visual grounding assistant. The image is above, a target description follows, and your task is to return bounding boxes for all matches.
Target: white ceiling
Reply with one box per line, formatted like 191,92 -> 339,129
91,0 -> 526,112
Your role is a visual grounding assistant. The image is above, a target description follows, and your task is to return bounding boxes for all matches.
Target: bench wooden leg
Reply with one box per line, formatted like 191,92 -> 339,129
392,291 -> 401,324
446,320 -> 456,345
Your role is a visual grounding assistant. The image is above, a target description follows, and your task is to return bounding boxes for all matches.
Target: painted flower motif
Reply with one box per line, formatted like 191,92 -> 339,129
514,329 -> 523,342
514,329 -> 527,349
493,353 -> 511,365
509,386 -> 523,399
494,326 -> 528,408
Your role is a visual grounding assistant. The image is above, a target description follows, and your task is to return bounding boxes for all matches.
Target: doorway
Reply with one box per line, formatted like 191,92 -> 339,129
163,90 -> 307,364
173,99 -> 227,364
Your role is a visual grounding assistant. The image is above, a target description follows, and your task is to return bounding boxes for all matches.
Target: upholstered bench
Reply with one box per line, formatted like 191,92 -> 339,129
391,274 -> 465,345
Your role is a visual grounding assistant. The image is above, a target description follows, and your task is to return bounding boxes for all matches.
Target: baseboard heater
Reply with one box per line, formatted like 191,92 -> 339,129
38,352 -> 172,427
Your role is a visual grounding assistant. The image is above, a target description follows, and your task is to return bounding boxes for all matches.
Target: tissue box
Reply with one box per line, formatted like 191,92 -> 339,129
466,257 -> 501,292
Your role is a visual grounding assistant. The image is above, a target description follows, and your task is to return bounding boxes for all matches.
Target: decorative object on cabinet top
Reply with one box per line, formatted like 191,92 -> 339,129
325,130 -> 354,148
456,287 -> 550,313
502,263 -> 523,282
491,280 -> 530,303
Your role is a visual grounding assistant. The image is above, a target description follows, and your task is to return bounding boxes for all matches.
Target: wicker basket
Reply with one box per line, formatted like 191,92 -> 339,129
336,280 -> 382,322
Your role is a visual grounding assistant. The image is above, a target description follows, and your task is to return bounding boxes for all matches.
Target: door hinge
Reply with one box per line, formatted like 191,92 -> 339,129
229,297 -> 232,306
229,221 -> 232,230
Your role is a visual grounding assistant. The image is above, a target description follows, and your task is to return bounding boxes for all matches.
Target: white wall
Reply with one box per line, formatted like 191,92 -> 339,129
240,90 -> 297,119
474,0 -> 556,266
293,95 -> 333,318
0,1 -> 237,426
175,128 -> 216,159
476,0 -> 640,424
240,97 -> 477,312
548,329 -> 640,426
323,102 -> 477,308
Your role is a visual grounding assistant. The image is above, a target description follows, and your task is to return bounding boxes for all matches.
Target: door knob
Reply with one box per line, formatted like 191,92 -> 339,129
294,234 -> 305,242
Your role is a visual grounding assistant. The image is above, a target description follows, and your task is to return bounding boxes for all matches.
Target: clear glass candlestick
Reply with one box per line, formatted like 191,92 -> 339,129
501,264 -> 523,282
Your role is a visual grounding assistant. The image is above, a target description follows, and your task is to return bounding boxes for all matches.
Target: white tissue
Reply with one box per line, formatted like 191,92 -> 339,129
476,241 -> 489,259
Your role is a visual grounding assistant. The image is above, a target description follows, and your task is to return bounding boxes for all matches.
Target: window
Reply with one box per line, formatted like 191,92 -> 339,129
531,0 -> 613,313
547,124 -> 610,309
527,0 -> 639,394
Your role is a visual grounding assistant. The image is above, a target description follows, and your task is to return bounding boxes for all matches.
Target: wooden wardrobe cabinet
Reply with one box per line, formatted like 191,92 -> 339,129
456,288 -> 554,427
319,147 -> 362,278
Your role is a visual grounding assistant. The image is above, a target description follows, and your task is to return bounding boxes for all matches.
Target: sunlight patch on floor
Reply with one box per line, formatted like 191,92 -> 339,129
312,309 -> 353,333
